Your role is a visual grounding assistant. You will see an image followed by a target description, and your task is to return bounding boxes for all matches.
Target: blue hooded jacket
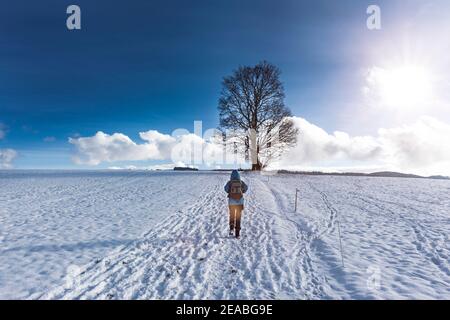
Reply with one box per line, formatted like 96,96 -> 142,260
224,170 -> 248,206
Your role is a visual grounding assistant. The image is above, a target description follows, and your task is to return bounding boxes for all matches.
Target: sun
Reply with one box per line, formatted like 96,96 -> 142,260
367,65 -> 434,109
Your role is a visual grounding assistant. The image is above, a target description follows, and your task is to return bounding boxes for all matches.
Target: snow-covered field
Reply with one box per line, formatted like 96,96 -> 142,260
1,170 -> 449,299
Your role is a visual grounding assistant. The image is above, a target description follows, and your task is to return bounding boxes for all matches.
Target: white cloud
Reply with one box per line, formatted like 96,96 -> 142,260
272,116 -> 450,176
139,130 -> 177,159
70,116 -> 450,176
0,149 -> 17,169
280,117 -> 383,164
69,130 -> 238,167
378,116 -> 450,175
272,117 -> 382,170
68,131 -> 162,165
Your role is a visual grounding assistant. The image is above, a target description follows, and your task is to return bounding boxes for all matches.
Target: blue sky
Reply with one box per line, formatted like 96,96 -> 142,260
1,0 -> 450,170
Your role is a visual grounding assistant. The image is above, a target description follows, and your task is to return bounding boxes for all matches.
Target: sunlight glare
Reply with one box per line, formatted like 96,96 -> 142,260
377,65 -> 433,108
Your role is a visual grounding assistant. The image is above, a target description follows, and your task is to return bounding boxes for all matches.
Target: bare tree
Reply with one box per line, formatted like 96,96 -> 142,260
218,61 -> 298,170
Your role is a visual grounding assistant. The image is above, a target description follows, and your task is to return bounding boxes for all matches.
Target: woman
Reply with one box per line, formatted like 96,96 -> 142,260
224,170 -> 248,239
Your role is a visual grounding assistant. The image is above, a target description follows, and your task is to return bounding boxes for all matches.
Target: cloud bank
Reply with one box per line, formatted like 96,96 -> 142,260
272,116 -> 450,176
69,116 -> 450,176
69,131 -> 165,165
69,129 -> 239,167
0,149 -> 17,169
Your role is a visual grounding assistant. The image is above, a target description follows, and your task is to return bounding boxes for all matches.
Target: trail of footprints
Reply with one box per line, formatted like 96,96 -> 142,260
44,176 -> 331,299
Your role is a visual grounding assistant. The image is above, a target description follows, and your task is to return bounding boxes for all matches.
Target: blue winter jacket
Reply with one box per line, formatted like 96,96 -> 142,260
224,170 -> 248,206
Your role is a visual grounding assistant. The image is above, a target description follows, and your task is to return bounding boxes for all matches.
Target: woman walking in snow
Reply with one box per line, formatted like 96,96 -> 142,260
224,170 -> 248,239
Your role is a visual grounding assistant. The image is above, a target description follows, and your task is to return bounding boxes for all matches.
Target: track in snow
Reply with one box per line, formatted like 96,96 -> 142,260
6,171 -> 445,300
41,174 -> 328,299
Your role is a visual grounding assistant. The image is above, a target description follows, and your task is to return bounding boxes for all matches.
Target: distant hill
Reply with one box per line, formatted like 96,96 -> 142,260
428,175 -> 450,180
368,171 -> 423,179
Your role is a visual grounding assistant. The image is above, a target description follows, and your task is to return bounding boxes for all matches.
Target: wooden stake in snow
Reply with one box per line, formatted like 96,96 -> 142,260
337,220 -> 345,268
294,188 -> 299,213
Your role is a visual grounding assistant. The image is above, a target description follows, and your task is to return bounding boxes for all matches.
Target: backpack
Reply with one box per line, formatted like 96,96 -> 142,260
229,180 -> 243,200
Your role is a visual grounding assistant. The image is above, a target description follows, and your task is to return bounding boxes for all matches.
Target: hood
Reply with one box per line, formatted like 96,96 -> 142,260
230,170 -> 240,181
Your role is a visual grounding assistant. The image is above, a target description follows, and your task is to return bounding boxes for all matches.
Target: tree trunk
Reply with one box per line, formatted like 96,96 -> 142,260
251,162 -> 262,171
251,147 -> 262,171
249,128 -> 260,171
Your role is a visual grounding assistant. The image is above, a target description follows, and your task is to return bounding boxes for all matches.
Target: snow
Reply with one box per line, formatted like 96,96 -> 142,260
1,170 -> 449,299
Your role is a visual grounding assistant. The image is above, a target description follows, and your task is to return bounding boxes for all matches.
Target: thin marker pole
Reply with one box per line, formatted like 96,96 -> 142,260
294,188 -> 298,213
337,220 -> 345,268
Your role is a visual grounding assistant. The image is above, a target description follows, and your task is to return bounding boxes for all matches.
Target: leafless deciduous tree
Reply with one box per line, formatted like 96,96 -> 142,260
218,61 -> 298,170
